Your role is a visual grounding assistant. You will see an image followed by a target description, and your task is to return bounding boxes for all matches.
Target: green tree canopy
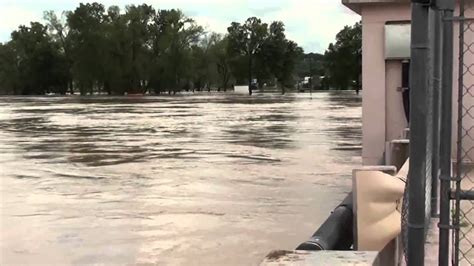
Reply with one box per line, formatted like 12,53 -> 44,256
227,18 -> 303,94
0,2 -> 360,96
323,22 -> 361,90
5,22 -> 68,95
67,3 -> 108,94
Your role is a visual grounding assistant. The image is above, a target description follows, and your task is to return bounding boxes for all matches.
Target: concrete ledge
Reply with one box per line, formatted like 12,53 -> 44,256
353,165 -> 397,175
261,250 -> 381,265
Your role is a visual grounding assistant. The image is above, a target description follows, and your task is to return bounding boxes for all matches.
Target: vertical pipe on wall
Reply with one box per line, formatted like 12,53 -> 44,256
438,0 -> 454,263
406,0 -> 433,266
407,1 -> 431,265
431,7 -> 443,218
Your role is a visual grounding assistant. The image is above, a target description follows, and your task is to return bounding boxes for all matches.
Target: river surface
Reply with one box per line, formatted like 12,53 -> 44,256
0,92 -> 361,265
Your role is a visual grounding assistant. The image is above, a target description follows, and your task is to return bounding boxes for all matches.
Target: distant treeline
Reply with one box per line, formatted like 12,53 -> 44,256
0,3 -> 361,95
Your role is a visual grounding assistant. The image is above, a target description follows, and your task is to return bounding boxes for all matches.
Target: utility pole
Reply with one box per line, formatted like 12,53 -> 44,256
309,55 -> 313,97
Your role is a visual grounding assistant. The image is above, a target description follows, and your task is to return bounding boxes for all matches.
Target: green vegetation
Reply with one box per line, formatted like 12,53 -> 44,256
0,3 -> 361,95
324,22 -> 362,90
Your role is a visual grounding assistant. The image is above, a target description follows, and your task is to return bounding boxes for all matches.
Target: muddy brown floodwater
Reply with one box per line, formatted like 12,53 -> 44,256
0,92 -> 361,265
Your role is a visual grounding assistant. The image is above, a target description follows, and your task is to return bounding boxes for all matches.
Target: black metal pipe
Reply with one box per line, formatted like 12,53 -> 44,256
431,7 -> 443,218
296,193 -> 353,251
407,2 -> 431,265
438,3 -> 454,265
450,189 -> 474,201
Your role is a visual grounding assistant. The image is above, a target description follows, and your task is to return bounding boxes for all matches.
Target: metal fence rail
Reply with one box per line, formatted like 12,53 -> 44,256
439,1 -> 455,265
438,0 -> 454,266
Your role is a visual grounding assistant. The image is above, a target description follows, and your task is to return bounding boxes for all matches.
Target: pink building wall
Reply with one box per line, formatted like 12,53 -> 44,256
453,4 -> 474,163
355,1 -> 474,165
360,3 -> 411,165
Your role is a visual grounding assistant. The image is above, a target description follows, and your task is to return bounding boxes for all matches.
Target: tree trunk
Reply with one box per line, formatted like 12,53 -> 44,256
104,81 -> 111,95
69,80 -> 74,95
223,71 -> 229,92
80,84 -> 86,96
248,54 -> 253,95
89,81 -> 93,95
279,80 -> 285,95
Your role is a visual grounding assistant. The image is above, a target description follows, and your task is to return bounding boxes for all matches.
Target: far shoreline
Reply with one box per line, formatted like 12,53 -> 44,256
0,89 -> 362,97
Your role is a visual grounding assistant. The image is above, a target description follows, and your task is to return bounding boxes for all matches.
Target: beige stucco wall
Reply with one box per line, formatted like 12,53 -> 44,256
361,3 -> 411,165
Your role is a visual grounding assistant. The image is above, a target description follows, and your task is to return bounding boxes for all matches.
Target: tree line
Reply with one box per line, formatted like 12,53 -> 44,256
0,3 -> 361,96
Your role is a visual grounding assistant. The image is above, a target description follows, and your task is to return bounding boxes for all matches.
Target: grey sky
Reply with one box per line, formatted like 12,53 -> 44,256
0,0 -> 360,53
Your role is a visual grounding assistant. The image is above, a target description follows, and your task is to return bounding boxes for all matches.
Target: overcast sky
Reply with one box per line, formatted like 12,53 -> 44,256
0,0 -> 360,53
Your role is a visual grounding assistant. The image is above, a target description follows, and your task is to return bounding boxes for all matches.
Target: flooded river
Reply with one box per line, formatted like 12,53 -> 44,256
0,92 -> 361,265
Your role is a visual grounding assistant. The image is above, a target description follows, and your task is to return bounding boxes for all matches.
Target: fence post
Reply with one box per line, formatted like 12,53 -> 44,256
438,0 -> 455,264
408,1 -> 432,265
431,5 -> 443,218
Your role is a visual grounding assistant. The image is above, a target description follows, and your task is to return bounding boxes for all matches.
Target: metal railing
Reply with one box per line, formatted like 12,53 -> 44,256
406,0 -> 474,265
439,1 -> 455,266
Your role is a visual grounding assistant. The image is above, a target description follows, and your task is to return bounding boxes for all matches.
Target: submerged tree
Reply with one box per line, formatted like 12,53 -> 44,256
149,9 -> 202,94
7,22 -> 68,95
210,35 -> 232,91
44,10 -> 74,94
261,21 -> 303,94
323,22 -> 362,90
124,4 -> 155,93
227,17 -> 268,95
0,43 -> 19,94
227,18 -> 303,95
67,3 -> 108,95
192,33 -> 221,91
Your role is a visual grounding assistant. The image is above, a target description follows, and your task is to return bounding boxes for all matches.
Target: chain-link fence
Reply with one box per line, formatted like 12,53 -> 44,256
452,0 -> 474,265
398,1 -> 474,265
404,0 -> 474,265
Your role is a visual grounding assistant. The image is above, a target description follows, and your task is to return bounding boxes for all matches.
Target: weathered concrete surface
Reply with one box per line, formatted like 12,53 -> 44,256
260,250 -> 380,266
424,218 -> 442,266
